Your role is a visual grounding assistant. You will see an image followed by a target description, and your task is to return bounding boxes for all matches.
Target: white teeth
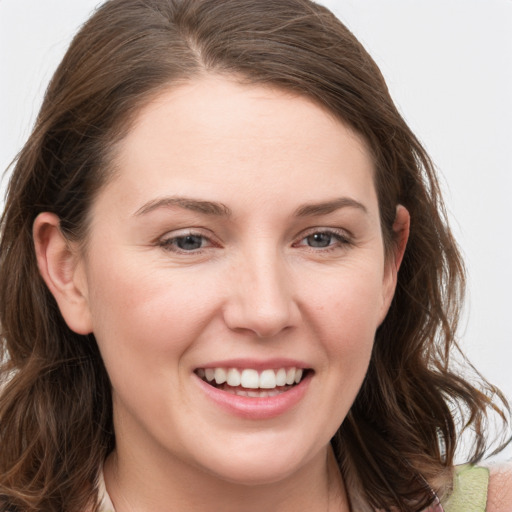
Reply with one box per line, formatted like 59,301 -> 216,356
276,368 -> 287,386
200,367 -> 306,390
259,369 -> 277,389
285,368 -> 296,385
241,369 -> 259,389
214,367 -> 227,384
227,368 -> 241,386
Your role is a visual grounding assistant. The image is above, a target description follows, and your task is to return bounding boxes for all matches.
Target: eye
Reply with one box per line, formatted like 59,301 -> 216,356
174,234 -> 206,251
158,232 -> 214,253
294,229 -> 351,250
305,232 -> 335,248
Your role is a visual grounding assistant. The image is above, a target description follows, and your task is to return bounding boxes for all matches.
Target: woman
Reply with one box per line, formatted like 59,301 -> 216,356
0,0 -> 510,510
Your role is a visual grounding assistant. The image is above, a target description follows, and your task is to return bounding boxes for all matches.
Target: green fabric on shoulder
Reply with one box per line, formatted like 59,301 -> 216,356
443,465 -> 489,512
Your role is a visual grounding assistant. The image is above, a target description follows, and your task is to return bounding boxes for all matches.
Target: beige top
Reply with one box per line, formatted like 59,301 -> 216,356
97,472 -> 115,512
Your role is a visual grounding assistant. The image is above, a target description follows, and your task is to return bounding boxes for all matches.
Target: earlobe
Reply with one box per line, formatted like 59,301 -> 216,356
33,212 -> 93,335
380,205 -> 410,320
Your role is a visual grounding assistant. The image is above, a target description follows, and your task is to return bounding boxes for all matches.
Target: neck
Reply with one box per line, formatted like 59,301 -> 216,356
103,446 -> 350,512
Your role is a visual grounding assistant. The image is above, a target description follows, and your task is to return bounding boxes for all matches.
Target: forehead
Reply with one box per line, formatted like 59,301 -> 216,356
102,75 -> 378,217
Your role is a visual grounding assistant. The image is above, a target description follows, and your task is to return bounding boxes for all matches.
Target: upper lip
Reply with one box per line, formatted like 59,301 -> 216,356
194,358 -> 311,371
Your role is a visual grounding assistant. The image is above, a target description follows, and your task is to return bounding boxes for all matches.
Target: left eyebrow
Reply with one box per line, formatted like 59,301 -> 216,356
133,196 -> 232,217
294,197 -> 368,217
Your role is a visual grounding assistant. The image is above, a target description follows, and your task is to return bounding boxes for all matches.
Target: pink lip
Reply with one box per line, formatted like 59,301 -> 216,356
194,370 -> 312,420
196,357 -> 310,371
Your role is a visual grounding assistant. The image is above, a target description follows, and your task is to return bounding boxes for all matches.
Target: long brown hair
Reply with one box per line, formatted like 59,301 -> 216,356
0,1 -> 509,510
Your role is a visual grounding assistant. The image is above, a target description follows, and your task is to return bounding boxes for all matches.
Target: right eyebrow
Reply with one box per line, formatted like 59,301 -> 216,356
294,197 -> 368,217
133,196 -> 232,217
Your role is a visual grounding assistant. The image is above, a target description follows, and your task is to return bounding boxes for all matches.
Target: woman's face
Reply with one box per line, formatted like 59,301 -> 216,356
73,76 -> 400,485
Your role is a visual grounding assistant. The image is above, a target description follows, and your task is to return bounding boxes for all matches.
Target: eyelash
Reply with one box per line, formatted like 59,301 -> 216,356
157,228 -> 352,254
292,228 -> 352,252
157,231 -> 215,254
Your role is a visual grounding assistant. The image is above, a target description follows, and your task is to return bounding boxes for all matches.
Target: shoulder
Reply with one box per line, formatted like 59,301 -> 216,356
486,463 -> 512,512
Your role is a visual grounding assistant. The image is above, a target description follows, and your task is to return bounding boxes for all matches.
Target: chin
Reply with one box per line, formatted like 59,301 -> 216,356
194,440 -> 323,487
207,462 -> 301,487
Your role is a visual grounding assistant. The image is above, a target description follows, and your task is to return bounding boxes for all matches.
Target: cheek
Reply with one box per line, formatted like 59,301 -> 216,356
307,264 -> 386,338
84,255 -> 221,377
304,265 -> 384,386
85,266 -> 222,431
295,271 -> 382,440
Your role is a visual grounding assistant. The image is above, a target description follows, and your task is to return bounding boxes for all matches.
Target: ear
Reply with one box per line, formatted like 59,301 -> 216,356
33,212 -> 93,335
380,205 -> 410,321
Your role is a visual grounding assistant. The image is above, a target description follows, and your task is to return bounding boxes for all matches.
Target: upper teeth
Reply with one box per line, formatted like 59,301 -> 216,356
198,367 -> 304,389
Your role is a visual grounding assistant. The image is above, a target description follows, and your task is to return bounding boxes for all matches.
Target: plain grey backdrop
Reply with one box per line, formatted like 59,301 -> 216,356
1,0 -> 511,460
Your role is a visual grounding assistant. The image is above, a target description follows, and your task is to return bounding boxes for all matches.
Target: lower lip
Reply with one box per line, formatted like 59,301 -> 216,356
195,373 -> 312,420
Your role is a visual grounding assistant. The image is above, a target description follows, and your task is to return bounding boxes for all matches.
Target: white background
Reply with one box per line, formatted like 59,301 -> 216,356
1,1 -> 511,460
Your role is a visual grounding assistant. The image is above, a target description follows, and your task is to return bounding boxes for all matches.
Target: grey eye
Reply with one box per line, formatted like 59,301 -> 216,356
306,232 -> 333,248
175,235 -> 204,251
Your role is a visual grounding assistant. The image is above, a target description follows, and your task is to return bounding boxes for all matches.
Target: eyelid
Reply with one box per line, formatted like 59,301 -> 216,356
296,226 -> 352,240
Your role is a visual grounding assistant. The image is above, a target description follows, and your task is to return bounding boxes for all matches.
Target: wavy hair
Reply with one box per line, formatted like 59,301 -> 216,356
0,0 -> 509,510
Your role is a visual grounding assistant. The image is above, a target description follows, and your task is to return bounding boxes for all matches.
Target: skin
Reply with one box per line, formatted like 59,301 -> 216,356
488,465 -> 512,512
34,76 -> 411,511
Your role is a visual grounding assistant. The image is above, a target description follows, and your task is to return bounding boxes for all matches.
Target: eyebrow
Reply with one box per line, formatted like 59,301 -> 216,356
294,197 -> 367,217
133,195 -> 367,218
134,196 -> 232,217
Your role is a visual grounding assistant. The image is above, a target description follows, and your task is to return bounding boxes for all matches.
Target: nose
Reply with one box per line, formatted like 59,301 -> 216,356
223,248 -> 299,338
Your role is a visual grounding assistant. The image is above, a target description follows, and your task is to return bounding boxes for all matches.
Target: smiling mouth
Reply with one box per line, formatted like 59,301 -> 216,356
195,367 -> 309,398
